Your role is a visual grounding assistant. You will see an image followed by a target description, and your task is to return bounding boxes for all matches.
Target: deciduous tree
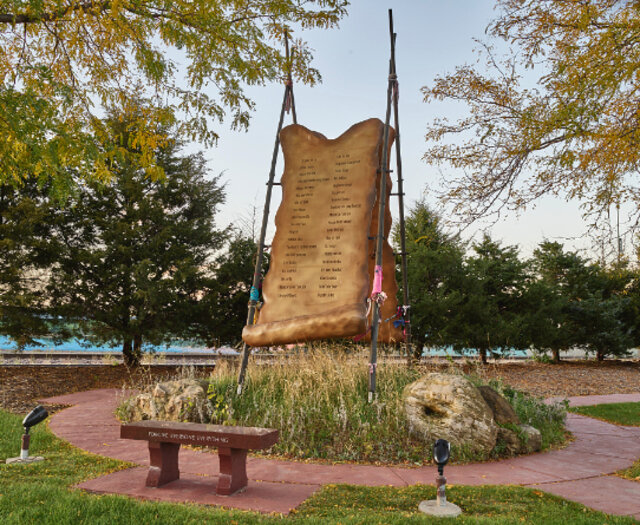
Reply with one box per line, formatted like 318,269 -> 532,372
423,0 -> 640,227
0,0 -> 347,188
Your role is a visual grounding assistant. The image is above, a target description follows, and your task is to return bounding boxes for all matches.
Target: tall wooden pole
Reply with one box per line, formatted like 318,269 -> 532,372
237,34 -> 296,395
389,33 -> 412,357
285,35 -> 298,126
368,10 -> 396,402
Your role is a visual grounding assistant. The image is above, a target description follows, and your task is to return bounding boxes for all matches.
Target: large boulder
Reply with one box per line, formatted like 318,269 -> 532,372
477,385 -> 520,425
123,379 -> 210,423
403,373 -> 498,455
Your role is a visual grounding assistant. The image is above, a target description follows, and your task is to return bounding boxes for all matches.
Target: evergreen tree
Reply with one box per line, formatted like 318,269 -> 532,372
194,232 -> 267,347
0,179 -> 65,347
48,112 -> 227,366
396,201 -> 465,359
524,242 -> 584,363
455,235 -> 528,363
620,266 -> 640,350
573,264 -> 634,361
526,242 -> 634,362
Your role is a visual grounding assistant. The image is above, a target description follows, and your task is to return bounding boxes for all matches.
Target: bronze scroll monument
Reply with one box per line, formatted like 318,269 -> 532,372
242,119 -> 403,347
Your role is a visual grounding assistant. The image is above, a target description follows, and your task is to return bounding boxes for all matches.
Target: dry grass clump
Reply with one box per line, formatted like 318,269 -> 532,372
118,348 -> 568,465
206,348 -> 428,464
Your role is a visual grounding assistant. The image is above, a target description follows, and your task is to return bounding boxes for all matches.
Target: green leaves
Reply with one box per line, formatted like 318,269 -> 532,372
397,201 -> 465,355
0,83 -> 92,188
400,205 -> 638,362
0,0 -> 348,189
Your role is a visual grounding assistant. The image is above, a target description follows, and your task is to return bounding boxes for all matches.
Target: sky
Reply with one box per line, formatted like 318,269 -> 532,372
207,0 -> 618,259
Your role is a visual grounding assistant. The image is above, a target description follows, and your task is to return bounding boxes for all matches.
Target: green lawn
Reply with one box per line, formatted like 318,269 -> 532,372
569,402 -> 640,483
569,402 -> 640,427
0,409 -> 636,524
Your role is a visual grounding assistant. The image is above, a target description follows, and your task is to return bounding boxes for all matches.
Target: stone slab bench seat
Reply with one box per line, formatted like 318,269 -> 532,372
120,420 -> 279,495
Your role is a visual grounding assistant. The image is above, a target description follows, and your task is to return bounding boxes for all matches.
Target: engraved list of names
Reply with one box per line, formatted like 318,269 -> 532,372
242,119 -> 392,347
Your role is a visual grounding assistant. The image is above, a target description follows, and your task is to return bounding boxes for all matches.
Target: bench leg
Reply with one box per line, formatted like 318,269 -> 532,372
146,441 -> 180,487
216,447 -> 248,496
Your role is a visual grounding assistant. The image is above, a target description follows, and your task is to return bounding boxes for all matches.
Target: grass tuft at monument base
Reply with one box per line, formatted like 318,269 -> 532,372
0,409 -> 635,524
121,348 -> 568,465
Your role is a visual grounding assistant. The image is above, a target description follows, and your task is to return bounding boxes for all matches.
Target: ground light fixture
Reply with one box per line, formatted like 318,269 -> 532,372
418,438 -> 462,518
5,405 -> 49,465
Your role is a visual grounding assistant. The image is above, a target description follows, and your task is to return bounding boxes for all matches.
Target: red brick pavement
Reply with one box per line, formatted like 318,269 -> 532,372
40,389 -> 640,517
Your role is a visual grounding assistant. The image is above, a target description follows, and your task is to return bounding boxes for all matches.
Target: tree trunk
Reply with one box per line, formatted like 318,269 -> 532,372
596,349 -> 605,362
134,334 -> 142,354
133,334 -> 143,365
122,337 -> 139,367
410,339 -> 424,366
552,348 -> 561,363
479,347 -> 487,364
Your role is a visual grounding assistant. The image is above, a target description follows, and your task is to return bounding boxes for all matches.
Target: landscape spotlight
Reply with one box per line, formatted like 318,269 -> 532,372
18,405 -> 48,461
433,438 -> 450,477
23,405 -> 48,434
418,438 -> 462,518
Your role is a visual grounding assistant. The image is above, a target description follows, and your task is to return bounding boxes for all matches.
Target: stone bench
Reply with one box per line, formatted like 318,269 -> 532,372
120,420 -> 279,495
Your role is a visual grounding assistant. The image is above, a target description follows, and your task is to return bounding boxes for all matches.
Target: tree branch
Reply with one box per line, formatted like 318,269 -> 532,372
0,1 -> 110,24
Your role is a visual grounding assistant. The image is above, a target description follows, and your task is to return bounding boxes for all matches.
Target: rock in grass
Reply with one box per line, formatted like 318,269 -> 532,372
476,386 -> 543,454
124,379 -> 210,423
519,424 -> 542,453
403,373 -> 498,455
497,424 -> 543,455
477,385 -> 520,425
496,426 -> 522,455
130,393 -> 152,420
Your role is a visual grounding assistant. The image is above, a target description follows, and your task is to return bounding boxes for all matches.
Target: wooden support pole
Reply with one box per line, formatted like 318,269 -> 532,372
368,9 -> 396,402
389,32 -> 412,359
285,35 -> 298,125
237,33 -> 296,395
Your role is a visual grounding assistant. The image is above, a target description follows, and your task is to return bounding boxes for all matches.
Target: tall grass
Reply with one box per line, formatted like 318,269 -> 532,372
121,348 -> 568,465
207,349 -> 427,464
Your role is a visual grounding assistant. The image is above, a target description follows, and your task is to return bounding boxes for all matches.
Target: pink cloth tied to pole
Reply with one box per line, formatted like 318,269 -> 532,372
371,265 -> 383,297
